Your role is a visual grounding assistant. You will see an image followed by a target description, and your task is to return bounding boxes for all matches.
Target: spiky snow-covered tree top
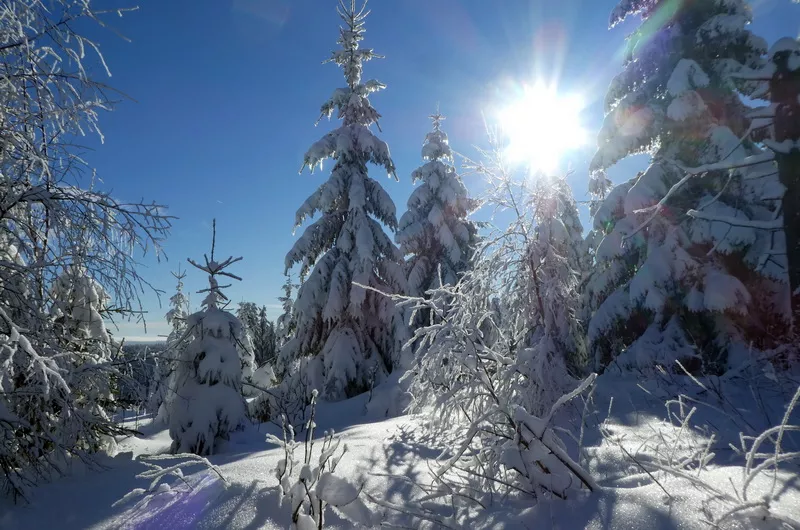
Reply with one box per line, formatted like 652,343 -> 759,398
397,112 -> 479,296
287,0 -> 398,279
281,0 -> 405,400
187,227 -> 256,380
585,0 -> 785,372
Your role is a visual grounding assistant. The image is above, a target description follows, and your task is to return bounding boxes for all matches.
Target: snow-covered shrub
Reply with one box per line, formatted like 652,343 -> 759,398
377,129 -> 595,514
114,343 -> 156,411
461,128 -> 588,372
267,390 -> 373,529
245,363 -> 279,423
51,263 -> 111,348
396,276 -> 596,504
167,224 -> 247,456
251,363 -> 278,390
151,358 -> 173,425
281,0 -> 407,400
50,264 -> 127,414
0,308 -> 131,500
249,357 -> 317,427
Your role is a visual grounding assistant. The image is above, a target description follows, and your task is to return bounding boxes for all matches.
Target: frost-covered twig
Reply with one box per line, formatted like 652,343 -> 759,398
686,210 -> 784,231
113,453 -> 228,508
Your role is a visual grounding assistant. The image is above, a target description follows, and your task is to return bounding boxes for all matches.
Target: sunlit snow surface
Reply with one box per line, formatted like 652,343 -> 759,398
1,374 -> 798,529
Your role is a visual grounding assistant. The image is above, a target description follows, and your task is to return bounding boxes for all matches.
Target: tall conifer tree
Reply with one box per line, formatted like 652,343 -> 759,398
282,1 -> 405,399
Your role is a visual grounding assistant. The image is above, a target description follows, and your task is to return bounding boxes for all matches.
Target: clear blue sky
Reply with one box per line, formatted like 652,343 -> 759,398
83,0 -> 797,341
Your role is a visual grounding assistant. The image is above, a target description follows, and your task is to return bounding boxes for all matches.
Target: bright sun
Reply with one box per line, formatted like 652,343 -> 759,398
497,82 -> 587,173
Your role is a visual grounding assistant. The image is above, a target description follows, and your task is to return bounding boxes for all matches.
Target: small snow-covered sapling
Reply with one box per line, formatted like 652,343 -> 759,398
267,390 -> 373,529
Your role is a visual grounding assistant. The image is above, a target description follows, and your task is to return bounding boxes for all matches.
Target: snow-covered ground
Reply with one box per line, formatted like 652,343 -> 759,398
1,373 -> 798,529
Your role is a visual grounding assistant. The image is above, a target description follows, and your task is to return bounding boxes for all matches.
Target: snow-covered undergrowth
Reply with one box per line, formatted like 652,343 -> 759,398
1,370 -> 798,530
590,367 -> 800,529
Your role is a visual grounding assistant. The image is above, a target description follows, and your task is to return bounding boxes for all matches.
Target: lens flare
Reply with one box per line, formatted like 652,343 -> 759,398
496,82 -> 587,173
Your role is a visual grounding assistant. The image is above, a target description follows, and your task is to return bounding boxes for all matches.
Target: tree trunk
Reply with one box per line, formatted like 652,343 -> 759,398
771,49 -> 800,331
778,152 -> 800,330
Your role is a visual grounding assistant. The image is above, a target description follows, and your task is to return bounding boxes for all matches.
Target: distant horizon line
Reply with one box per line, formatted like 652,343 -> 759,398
121,337 -> 167,344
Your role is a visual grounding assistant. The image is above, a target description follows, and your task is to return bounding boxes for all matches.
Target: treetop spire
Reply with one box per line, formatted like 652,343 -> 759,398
328,0 -> 375,90
187,219 -> 243,310
429,107 -> 446,132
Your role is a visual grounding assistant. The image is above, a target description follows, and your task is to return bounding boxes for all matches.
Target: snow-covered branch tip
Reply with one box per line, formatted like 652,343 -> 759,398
686,210 -> 784,231
679,152 -> 776,176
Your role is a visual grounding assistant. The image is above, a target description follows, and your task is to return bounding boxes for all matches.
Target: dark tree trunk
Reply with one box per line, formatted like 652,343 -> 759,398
778,151 -> 800,328
771,49 -> 800,330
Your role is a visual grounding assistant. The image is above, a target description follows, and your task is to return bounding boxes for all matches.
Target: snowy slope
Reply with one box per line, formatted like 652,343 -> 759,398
1,374 -> 798,529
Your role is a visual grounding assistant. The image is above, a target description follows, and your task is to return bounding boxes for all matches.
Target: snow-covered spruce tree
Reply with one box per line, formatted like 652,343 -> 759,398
151,268 -> 189,423
585,0 -> 784,373
282,0 -> 406,400
578,171 -> 616,331
258,307 -> 277,364
166,269 -> 190,343
397,111 -> 479,300
275,275 -> 298,354
0,1 -> 171,500
237,302 -> 259,343
663,38 -> 800,367
167,223 -> 247,456
237,302 -> 277,366
232,302 -> 260,397
245,303 -> 280,421
765,39 -> 800,333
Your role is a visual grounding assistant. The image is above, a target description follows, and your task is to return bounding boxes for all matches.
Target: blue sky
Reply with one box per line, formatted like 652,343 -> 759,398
83,0 -> 798,341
